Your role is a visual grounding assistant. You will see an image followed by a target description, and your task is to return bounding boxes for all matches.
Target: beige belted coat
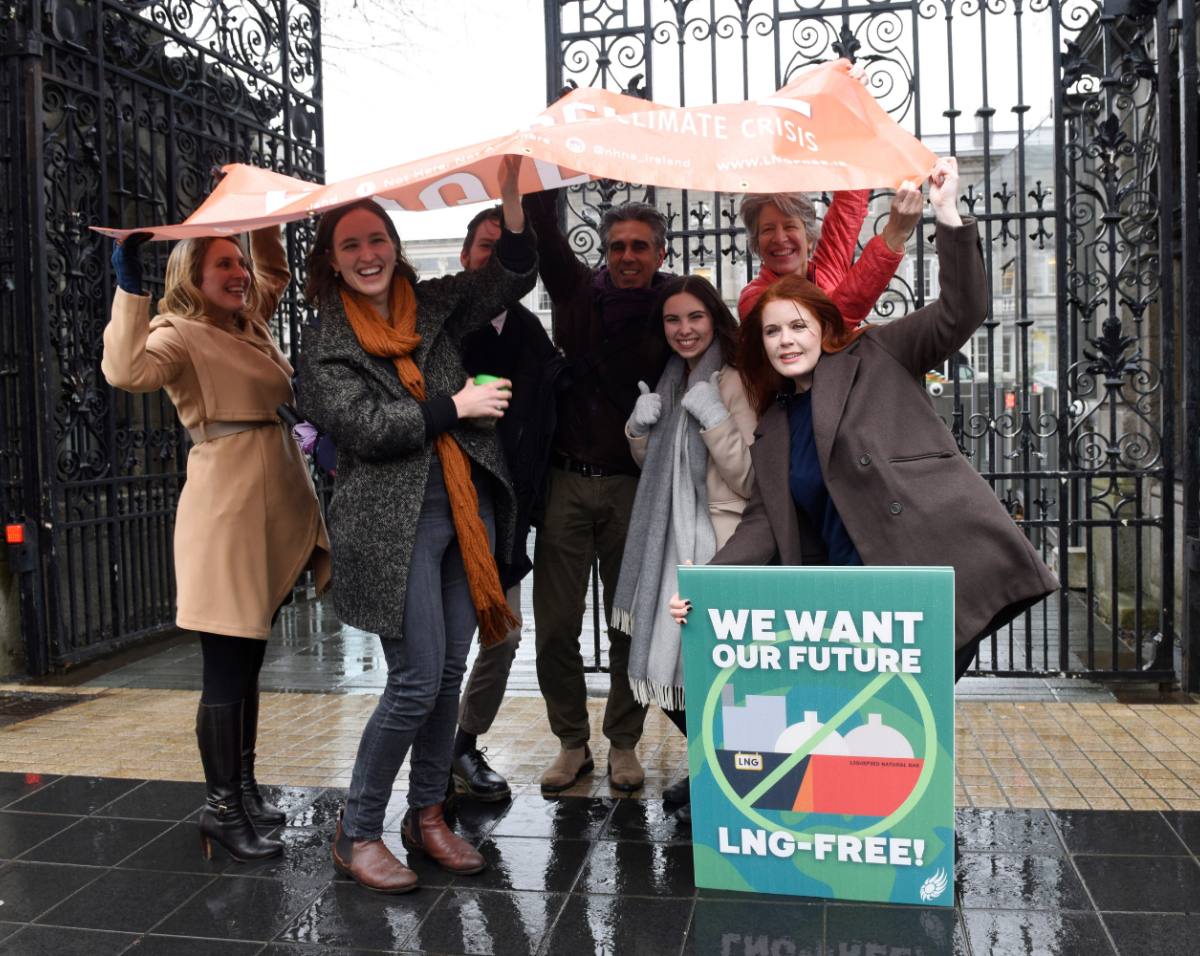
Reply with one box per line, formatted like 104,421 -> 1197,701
101,227 -> 330,640
627,364 -> 758,548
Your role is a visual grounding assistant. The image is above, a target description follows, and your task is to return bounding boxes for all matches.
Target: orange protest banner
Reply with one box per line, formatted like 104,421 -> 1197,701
94,60 -> 937,241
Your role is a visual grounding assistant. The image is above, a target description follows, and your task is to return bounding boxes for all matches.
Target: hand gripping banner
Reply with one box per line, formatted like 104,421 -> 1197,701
93,60 -> 939,241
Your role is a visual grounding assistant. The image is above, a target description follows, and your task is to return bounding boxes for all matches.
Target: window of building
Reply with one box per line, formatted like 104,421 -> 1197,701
910,258 -> 938,300
1002,332 -> 1014,376
1001,259 -> 1016,297
973,332 -> 989,374
537,280 -> 552,312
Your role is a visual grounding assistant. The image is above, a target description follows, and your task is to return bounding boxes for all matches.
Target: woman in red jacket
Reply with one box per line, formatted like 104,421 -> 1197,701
737,184 -> 923,326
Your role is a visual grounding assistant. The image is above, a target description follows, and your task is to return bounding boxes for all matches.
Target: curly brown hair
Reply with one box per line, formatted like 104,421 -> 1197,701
737,273 -> 869,418
303,199 -> 418,306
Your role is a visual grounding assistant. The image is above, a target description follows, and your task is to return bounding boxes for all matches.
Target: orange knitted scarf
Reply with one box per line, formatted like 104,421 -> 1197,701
339,278 -> 517,648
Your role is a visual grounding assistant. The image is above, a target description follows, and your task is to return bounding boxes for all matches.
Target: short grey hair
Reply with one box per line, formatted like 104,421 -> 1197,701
740,193 -> 821,257
599,202 -> 668,252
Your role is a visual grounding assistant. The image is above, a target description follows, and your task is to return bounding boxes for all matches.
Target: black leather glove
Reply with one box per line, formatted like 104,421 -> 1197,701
111,232 -> 153,295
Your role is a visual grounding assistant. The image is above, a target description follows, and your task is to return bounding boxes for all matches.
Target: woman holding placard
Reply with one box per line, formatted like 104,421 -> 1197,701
614,275 -> 756,820
670,157 -> 1059,681
297,156 -> 535,894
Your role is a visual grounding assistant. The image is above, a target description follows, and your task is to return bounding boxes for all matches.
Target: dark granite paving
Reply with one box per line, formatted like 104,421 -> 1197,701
0,770 -> 1196,954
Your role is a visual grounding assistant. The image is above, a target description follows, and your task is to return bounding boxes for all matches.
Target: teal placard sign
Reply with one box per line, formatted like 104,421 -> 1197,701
679,565 -> 955,907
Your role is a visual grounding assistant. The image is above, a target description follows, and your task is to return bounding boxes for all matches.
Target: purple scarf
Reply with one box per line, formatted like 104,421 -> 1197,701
593,267 -> 673,335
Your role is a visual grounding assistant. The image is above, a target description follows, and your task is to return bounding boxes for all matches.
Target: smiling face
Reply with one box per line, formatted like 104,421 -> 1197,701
330,207 -> 398,309
762,298 -> 824,390
461,217 -> 502,272
606,220 -> 666,290
662,291 -> 715,369
756,203 -> 810,277
197,239 -> 252,321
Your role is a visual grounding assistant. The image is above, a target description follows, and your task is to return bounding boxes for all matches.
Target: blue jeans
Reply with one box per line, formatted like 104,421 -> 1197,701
341,455 -> 495,841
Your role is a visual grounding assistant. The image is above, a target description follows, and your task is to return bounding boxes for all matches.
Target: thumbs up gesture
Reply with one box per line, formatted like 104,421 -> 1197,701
628,380 -> 662,438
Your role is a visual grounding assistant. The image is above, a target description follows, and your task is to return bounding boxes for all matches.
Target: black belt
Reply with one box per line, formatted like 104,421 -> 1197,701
552,454 -> 621,478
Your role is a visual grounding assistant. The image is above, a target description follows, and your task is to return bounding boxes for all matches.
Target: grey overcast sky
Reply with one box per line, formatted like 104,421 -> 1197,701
322,0 -> 545,242
318,1 -> 1056,242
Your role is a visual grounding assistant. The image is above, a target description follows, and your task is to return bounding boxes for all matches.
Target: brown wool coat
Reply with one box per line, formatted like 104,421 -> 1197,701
712,218 -> 1060,649
101,227 -> 330,640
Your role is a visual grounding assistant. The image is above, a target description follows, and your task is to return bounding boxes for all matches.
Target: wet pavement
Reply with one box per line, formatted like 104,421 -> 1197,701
0,770 -> 1196,955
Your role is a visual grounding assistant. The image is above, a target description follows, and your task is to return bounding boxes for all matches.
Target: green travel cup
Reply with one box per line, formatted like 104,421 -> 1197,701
472,375 -> 510,428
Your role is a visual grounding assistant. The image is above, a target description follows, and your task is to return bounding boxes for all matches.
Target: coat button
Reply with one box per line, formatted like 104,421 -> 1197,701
436,387 -> 449,397
859,453 -> 871,466
890,502 -> 902,515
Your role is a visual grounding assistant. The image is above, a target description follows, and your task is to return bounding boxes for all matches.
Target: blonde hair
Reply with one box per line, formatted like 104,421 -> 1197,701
159,235 -> 267,324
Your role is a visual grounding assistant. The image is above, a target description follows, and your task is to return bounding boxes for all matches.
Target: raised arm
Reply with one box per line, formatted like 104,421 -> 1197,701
296,325 -> 427,462
249,225 -> 291,321
418,157 -> 538,343
814,183 -> 921,328
101,289 -> 190,393
522,187 -> 594,305
866,158 -> 985,376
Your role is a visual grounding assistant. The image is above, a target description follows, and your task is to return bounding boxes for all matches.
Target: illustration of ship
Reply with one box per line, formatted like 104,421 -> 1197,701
717,684 -> 923,817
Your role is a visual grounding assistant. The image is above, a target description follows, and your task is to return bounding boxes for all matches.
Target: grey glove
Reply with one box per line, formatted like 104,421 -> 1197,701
628,381 -> 662,438
682,371 -> 729,430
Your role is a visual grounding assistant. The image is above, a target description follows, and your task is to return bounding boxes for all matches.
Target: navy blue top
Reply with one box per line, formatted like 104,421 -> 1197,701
786,391 -> 862,566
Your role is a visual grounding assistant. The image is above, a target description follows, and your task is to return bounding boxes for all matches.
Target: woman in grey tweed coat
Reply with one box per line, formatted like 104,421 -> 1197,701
296,166 -> 536,894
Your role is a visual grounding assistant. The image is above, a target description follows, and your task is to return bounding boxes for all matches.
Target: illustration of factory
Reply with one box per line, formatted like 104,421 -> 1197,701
716,684 -> 924,817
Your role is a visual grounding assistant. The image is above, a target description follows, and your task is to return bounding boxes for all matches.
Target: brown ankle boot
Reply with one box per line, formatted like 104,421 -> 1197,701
332,809 -> 418,894
401,802 -> 485,875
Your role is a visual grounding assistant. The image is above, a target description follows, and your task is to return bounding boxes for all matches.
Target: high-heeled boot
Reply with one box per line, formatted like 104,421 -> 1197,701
196,701 -> 284,862
241,687 -> 286,825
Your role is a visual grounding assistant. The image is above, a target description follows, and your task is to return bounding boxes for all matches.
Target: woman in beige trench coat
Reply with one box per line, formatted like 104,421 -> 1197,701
103,226 -> 330,862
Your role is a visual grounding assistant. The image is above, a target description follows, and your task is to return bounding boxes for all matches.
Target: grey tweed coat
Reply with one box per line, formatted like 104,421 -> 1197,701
296,246 -> 538,636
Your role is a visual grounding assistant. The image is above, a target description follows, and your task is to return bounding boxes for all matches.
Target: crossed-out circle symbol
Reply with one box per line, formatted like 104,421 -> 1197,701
700,650 -> 938,842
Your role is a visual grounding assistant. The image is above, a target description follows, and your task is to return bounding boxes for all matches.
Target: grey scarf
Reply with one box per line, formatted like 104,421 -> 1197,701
613,342 -> 723,710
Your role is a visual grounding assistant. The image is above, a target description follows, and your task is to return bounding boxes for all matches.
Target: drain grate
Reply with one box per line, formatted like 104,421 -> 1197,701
0,691 -> 96,728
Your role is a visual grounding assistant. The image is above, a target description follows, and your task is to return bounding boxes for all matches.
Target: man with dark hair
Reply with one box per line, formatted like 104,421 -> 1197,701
451,205 -> 566,801
523,188 -> 672,794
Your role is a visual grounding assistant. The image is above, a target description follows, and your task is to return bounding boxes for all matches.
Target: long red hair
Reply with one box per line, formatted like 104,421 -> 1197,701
738,274 -> 870,418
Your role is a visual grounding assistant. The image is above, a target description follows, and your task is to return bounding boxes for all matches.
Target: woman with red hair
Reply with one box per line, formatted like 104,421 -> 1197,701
672,158 -> 1058,680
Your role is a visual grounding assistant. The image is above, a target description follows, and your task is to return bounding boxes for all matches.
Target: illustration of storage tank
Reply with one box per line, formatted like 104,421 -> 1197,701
773,711 -> 849,755
720,685 -> 787,753
843,713 -> 914,759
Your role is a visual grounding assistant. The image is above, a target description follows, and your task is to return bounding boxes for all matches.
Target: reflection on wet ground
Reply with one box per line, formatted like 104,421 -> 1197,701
0,772 -> 1196,955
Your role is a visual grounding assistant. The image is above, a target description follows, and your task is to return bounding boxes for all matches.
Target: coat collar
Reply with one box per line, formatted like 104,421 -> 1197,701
316,290 -> 435,401
810,350 -> 860,474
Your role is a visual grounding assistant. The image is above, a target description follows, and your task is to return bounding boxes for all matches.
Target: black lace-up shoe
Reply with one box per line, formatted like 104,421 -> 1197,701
451,747 -> 511,802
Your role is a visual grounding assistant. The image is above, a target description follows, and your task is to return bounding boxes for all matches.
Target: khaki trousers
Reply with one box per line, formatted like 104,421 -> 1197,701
532,466 -> 648,751
457,585 -> 523,736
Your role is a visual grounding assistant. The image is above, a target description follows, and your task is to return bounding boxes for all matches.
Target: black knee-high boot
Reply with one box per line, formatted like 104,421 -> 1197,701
196,701 -> 284,861
241,687 -> 286,825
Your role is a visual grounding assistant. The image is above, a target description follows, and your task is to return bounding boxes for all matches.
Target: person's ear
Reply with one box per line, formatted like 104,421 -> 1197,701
460,247 -> 470,269
654,245 -> 666,269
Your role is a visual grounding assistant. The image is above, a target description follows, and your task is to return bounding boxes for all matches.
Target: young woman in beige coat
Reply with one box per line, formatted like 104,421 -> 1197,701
612,274 -> 756,819
103,226 -> 330,862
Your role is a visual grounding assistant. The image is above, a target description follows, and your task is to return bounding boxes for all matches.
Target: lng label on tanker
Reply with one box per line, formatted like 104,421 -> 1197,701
679,565 -> 955,906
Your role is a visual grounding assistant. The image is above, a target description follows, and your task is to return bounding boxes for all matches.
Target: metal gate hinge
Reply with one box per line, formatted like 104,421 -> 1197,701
1187,537 -> 1200,574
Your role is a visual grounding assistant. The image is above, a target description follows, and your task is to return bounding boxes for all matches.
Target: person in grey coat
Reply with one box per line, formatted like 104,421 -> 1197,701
297,159 -> 536,894
670,157 -> 1059,680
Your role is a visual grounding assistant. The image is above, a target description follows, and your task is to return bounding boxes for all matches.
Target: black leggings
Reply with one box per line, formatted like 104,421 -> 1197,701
199,634 -> 268,705
198,602 -> 287,705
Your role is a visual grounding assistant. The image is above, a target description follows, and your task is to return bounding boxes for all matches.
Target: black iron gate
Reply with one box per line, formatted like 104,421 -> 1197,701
0,0 -> 322,673
545,0 -> 1198,683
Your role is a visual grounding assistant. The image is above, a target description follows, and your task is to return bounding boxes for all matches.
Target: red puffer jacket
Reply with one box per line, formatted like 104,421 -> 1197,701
737,189 -> 904,327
